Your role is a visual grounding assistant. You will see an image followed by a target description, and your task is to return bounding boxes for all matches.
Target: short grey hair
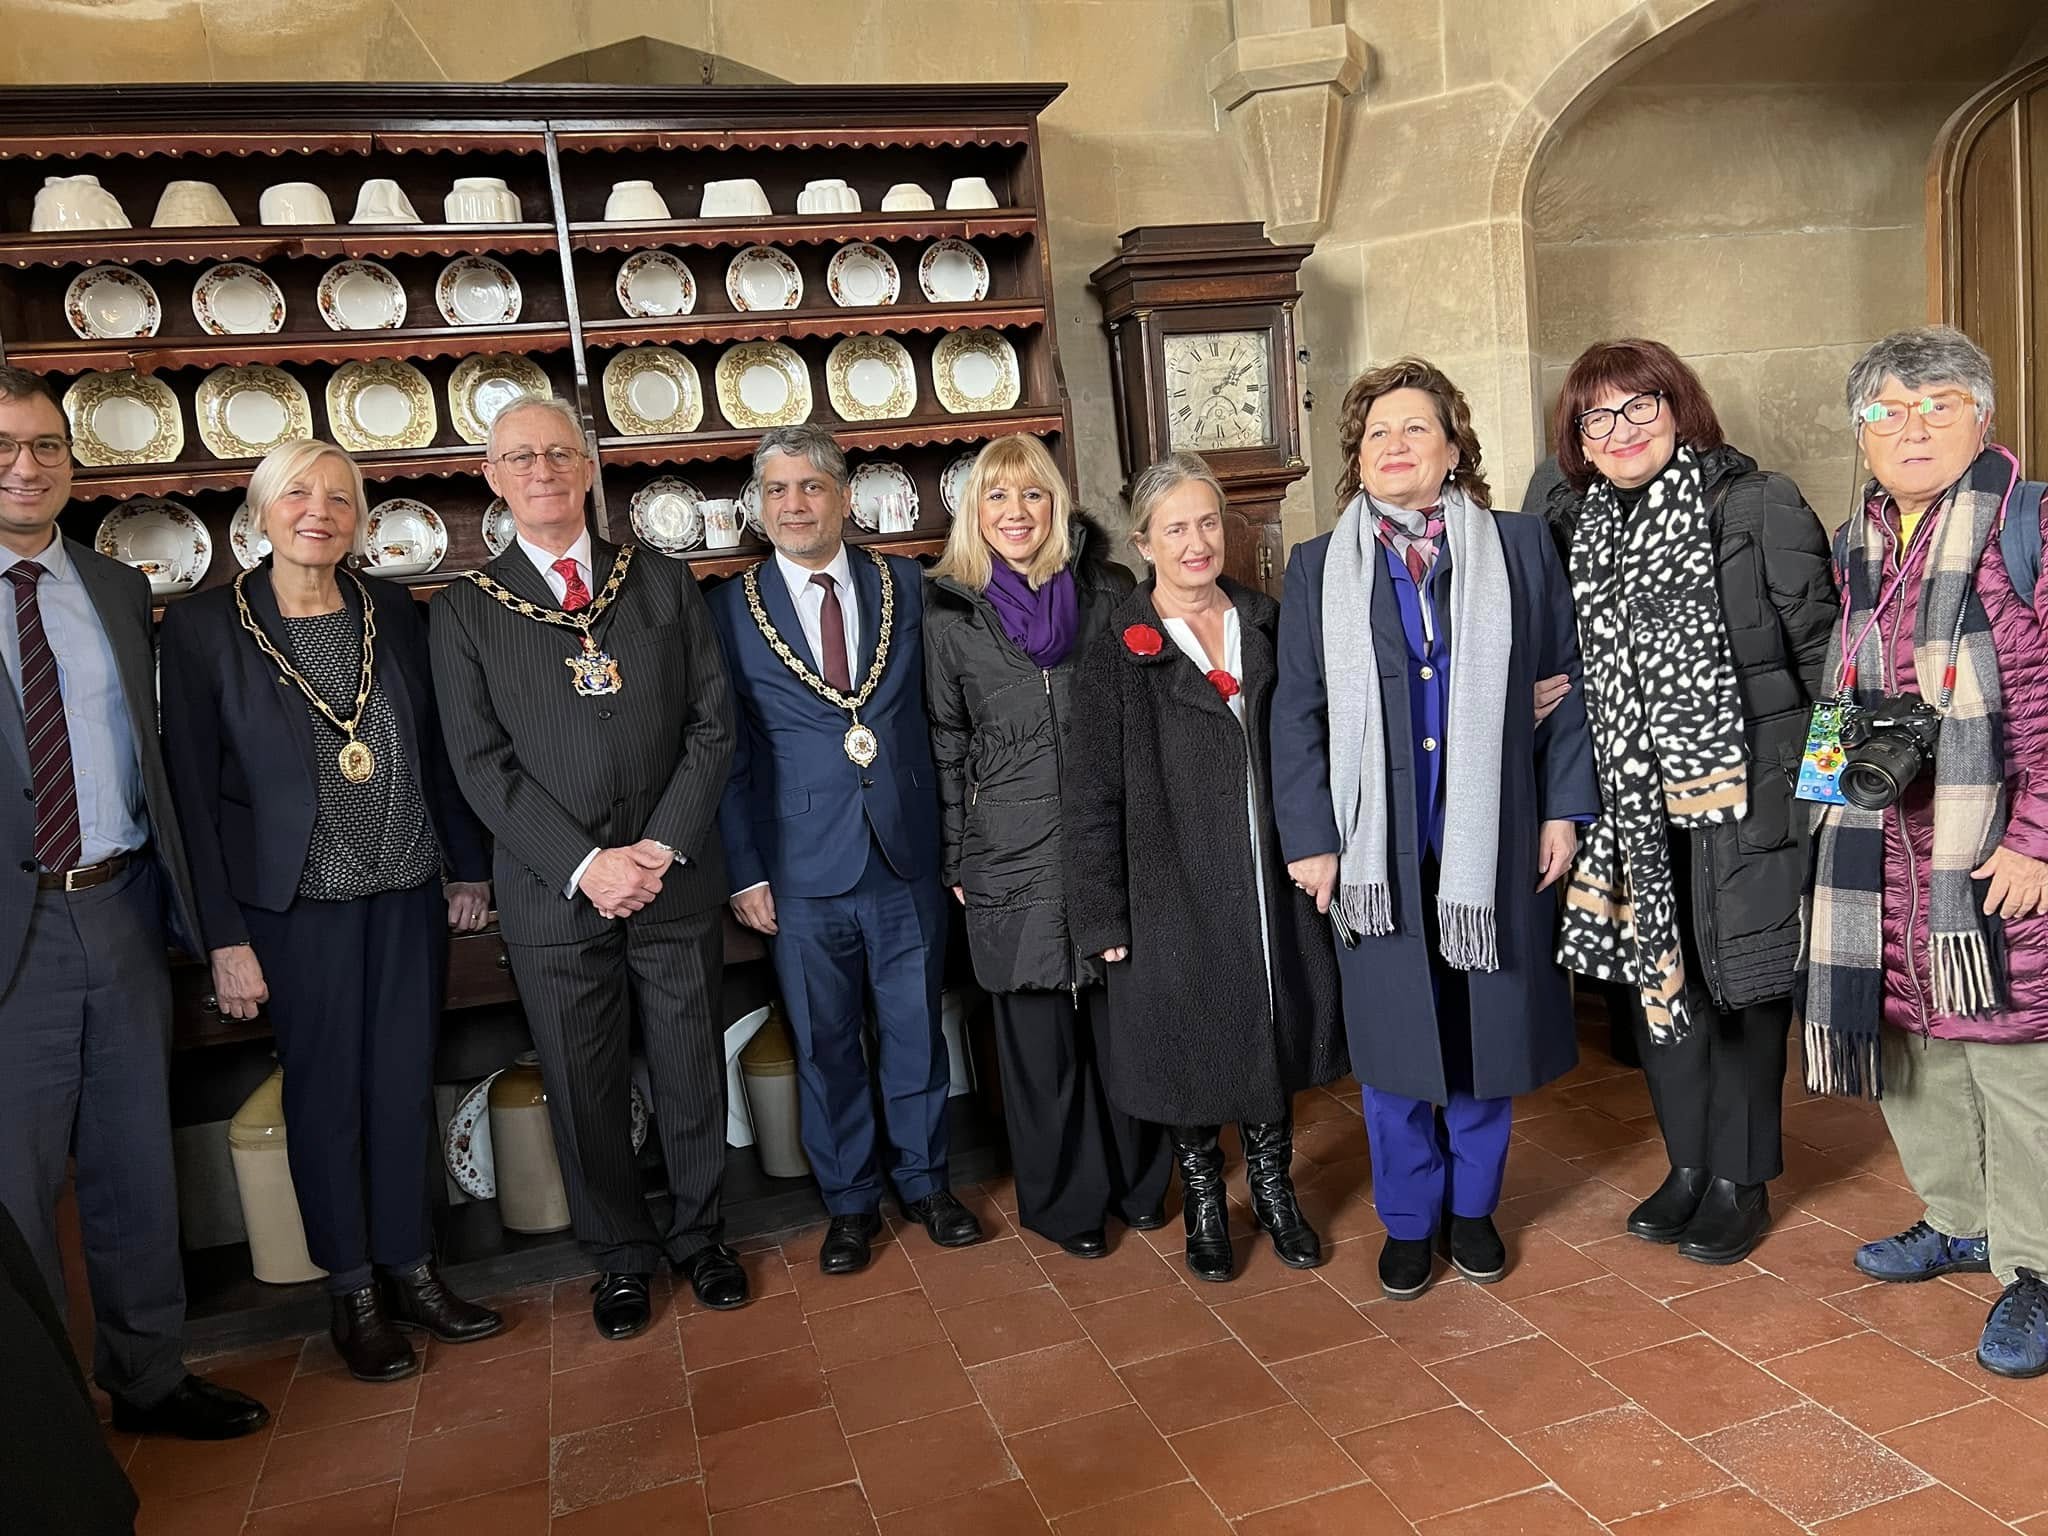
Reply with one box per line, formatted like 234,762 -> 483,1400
486,394 -> 586,456
752,424 -> 847,487
1127,451 -> 1226,546
1844,326 -> 1997,428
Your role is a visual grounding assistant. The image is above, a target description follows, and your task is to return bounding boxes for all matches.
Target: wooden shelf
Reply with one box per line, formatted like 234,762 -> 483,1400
0,223 -> 560,271
569,210 -> 1037,254
11,321 -> 575,377
581,301 -> 1045,351
74,443 -> 490,501
598,407 -> 1064,469
556,125 -> 1033,154
0,129 -> 547,161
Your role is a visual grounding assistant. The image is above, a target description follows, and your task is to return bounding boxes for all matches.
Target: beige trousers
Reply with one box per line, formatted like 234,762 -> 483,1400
1879,1030 -> 2048,1283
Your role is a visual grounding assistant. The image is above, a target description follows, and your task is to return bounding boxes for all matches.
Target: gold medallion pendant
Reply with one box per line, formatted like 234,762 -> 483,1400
844,722 -> 879,766
337,739 -> 376,784
465,547 -> 637,699
565,637 -> 624,697
743,549 -> 898,766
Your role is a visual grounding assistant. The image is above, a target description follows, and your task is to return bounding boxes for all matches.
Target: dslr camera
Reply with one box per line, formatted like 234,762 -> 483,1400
1839,694 -> 1943,810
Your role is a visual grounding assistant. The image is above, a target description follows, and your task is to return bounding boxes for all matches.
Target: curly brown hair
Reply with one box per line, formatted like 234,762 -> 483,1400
1335,358 -> 1491,508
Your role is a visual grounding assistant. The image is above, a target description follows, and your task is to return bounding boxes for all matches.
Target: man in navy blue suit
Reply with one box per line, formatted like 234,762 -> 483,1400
710,425 -> 983,1274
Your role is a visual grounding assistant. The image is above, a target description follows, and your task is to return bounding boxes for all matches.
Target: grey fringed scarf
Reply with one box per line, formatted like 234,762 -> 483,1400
1322,486 -> 1513,969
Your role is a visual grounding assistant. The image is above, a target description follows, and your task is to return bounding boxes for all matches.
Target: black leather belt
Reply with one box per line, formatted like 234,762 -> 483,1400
37,851 -> 132,892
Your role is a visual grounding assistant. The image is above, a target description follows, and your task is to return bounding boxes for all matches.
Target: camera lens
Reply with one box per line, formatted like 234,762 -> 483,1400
1841,734 -> 1927,810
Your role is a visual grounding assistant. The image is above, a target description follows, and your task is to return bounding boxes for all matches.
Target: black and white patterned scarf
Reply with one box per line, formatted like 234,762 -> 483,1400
1557,447 -> 1749,1044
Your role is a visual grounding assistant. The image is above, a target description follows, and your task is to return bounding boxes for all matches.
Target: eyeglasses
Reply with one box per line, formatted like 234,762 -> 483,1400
1575,392 -> 1663,442
489,446 -> 586,475
1856,391 -> 1978,436
0,435 -> 72,469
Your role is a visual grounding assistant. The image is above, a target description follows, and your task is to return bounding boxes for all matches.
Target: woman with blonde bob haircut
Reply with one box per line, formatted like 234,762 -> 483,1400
924,436 -> 1170,1258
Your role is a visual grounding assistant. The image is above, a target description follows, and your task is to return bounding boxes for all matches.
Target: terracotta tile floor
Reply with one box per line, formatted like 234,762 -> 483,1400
112,1029 -> 2048,1533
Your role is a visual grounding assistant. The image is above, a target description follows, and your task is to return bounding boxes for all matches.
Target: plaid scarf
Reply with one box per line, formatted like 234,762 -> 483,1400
1802,446 -> 2015,1098
1558,448 -> 1748,1045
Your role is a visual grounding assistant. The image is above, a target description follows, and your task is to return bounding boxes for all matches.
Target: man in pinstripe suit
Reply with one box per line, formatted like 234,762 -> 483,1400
430,397 -> 748,1337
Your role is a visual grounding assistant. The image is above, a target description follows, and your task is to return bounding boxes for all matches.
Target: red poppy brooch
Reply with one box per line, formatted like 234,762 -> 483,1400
1206,669 -> 1240,701
1123,623 -> 1163,656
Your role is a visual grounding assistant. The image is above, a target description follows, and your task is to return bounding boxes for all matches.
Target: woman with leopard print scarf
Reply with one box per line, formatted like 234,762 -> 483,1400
1546,339 -> 1837,1266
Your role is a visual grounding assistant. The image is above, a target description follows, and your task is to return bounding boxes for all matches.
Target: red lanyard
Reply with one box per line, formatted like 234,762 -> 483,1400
1834,498 -> 1944,698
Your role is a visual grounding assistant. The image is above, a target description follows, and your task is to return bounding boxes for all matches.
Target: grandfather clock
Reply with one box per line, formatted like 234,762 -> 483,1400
1089,222 -> 1314,595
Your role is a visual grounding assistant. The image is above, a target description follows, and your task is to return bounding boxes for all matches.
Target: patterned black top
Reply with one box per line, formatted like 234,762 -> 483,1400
283,598 -> 440,901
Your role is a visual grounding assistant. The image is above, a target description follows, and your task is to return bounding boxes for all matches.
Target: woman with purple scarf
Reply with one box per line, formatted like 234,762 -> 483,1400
924,435 -> 1172,1258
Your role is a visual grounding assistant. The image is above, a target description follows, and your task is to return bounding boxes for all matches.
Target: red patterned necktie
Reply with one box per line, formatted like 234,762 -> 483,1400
810,572 -> 852,691
7,561 -> 83,873
552,557 -> 591,614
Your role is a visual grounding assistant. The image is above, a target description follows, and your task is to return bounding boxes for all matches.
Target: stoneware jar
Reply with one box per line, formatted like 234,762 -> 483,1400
227,1065 -> 325,1285
487,1051 -> 571,1233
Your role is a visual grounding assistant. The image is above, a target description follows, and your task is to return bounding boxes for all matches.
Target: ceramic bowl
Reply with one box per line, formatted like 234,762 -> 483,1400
701,178 -> 772,218
945,176 -> 999,210
881,182 -> 935,212
351,178 -> 421,225
258,181 -> 335,226
32,175 -> 130,232
605,179 -> 671,220
151,179 -> 235,228
444,176 -> 521,224
797,179 -> 861,216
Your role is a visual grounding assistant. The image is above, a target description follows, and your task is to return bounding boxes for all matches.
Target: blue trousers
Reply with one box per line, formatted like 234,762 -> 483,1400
1363,1085 -> 1513,1241
768,844 -> 950,1215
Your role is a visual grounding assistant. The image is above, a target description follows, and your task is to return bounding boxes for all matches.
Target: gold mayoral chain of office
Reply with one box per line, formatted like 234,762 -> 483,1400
462,544 -> 637,698
742,547 -> 895,766
234,566 -> 382,785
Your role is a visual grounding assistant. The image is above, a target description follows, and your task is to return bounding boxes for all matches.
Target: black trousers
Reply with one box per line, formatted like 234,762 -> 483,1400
993,986 -> 1171,1242
244,878 -> 444,1295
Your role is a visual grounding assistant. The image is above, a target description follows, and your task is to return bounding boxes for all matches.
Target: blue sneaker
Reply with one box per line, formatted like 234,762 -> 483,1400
1853,1220 -> 1991,1282
1977,1269 -> 2048,1379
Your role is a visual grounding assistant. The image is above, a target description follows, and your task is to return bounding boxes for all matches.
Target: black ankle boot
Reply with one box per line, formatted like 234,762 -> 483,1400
1172,1125 -> 1235,1283
1677,1179 -> 1770,1265
1241,1116 -> 1322,1269
380,1260 -> 505,1344
330,1285 -> 418,1382
1627,1166 -> 1711,1243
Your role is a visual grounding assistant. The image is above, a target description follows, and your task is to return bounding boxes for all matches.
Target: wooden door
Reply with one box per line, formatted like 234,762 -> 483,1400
1929,57 -> 2048,474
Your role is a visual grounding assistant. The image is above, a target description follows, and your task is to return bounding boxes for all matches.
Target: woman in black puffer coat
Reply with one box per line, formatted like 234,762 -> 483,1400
924,435 -> 1172,1259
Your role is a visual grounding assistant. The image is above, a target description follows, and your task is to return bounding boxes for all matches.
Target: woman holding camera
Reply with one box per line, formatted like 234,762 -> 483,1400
1809,325 -> 2048,1380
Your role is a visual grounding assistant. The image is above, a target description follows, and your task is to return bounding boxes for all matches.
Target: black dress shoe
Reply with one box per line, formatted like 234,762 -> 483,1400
679,1243 -> 750,1309
1060,1229 -> 1108,1259
903,1189 -> 985,1248
1242,1117 -> 1323,1269
328,1285 -> 418,1382
1629,1166 -> 1711,1243
109,1374 -> 269,1440
1379,1235 -> 1435,1300
591,1272 -> 653,1340
1677,1179 -> 1770,1265
819,1212 -> 884,1275
380,1260 -> 504,1344
1173,1125 -> 1235,1283
1124,1204 -> 1170,1232
1446,1215 -> 1507,1283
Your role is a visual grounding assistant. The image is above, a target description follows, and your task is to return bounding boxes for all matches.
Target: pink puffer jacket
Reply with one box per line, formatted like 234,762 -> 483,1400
1869,462 -> 2048,1043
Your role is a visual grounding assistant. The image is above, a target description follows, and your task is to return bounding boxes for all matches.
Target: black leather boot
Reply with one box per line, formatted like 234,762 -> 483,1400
1173,1125 -> 1235,1283
330,1285 -> 418,1382
1241,1116 -> 1323,1269
380,1260 -> 505,1343
1627,1166 -> 1711,1243
1677,1179 -> 1770,1265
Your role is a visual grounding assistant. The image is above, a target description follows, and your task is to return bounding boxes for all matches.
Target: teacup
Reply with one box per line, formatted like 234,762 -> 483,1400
702,498 -> 742,549
878,493 -> 916,534
32,174 -> 130,232
700,178 -> 771,218
605,179 -> 670,221
444,176 -> 521,224
880,182 -> 935,212
351,178 -> 421,225
151,179 -> 235,228
258,181 -> 335,225
946,177 -> 999,210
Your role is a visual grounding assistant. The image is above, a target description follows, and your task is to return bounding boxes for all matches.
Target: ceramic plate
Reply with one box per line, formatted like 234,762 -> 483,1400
192,261 -> 286,335
448,353 -> 551,445
714,341 -> 812,430
602,346 -> 703,437
615,250 -> 696,318
364,497 -> 448,578
435,255 -> 523,326
316,259 -> 407,331
630,476 -> 705,555
481,498 -> 516,558
228,500 -> 270,570
847,461 -> 919,534
826,242 -> 900,308
94,497 -> 210,594
917,238 -> 990,303
825,335 -> 916,422
725,244 -> 803,312
940,450 -> 977,517
64,265 -> 160,340
195,364 -> 313,459
326,359 -> 437,453
740,477 -> 765,535
63,371 -> 183,466
932,328 -> 1020,414
444,1077 -> 497,1200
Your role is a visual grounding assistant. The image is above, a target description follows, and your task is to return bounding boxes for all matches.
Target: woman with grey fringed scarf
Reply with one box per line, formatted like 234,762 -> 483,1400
1271,359 -> 1599,1303
1808,326 -> 2048,1381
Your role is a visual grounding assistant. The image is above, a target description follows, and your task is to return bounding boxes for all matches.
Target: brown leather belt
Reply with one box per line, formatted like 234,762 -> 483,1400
37,851 -> 132,892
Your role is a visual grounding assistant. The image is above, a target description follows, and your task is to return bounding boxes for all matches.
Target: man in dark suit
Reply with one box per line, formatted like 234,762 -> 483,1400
0,365 -> 267,1439
431,396 -> 745,1336
711,424 -> 982,1276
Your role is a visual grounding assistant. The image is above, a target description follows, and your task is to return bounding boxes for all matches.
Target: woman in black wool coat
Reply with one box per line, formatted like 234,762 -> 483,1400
1063,452 -> 1347,1284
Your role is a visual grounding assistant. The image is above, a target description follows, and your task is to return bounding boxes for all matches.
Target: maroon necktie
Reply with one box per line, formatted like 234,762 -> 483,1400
810,572 -> 852,691
552,557 -> 591,614
7,561 -> 83,874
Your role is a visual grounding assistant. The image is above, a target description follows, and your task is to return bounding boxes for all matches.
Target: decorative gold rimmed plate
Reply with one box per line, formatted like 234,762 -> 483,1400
932,328 -> 1020,414
326,359 -> 437,453
447,352 -> 551,445
825,335 -> 916,422
724,244 -> 803,312
714,342 -> 812,430
316,259 -> 407,331
615,251 -> 696,318
64,265 -> 161,340
192,261 -> 286,335
62,370 -> 183,466
195,364 -> 314,459
601,347 -> 703,437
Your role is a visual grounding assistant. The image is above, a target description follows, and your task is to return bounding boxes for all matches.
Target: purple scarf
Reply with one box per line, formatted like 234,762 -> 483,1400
985,560 -> 1078,669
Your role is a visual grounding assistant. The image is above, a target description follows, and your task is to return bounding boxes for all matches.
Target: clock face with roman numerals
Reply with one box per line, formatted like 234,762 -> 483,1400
1163,329 -> 1273,452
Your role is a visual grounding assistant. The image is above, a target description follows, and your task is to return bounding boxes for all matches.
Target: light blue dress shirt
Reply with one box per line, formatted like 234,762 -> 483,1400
0,533 -> 147,866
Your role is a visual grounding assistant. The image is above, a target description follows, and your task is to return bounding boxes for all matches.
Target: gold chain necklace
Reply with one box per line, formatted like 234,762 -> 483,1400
742,547 -> 895,765
234,567 -> 380,785
463,544 -> 636,696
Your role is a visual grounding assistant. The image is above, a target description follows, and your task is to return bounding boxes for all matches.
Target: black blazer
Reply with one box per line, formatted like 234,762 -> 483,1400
158,565 -> 488,951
